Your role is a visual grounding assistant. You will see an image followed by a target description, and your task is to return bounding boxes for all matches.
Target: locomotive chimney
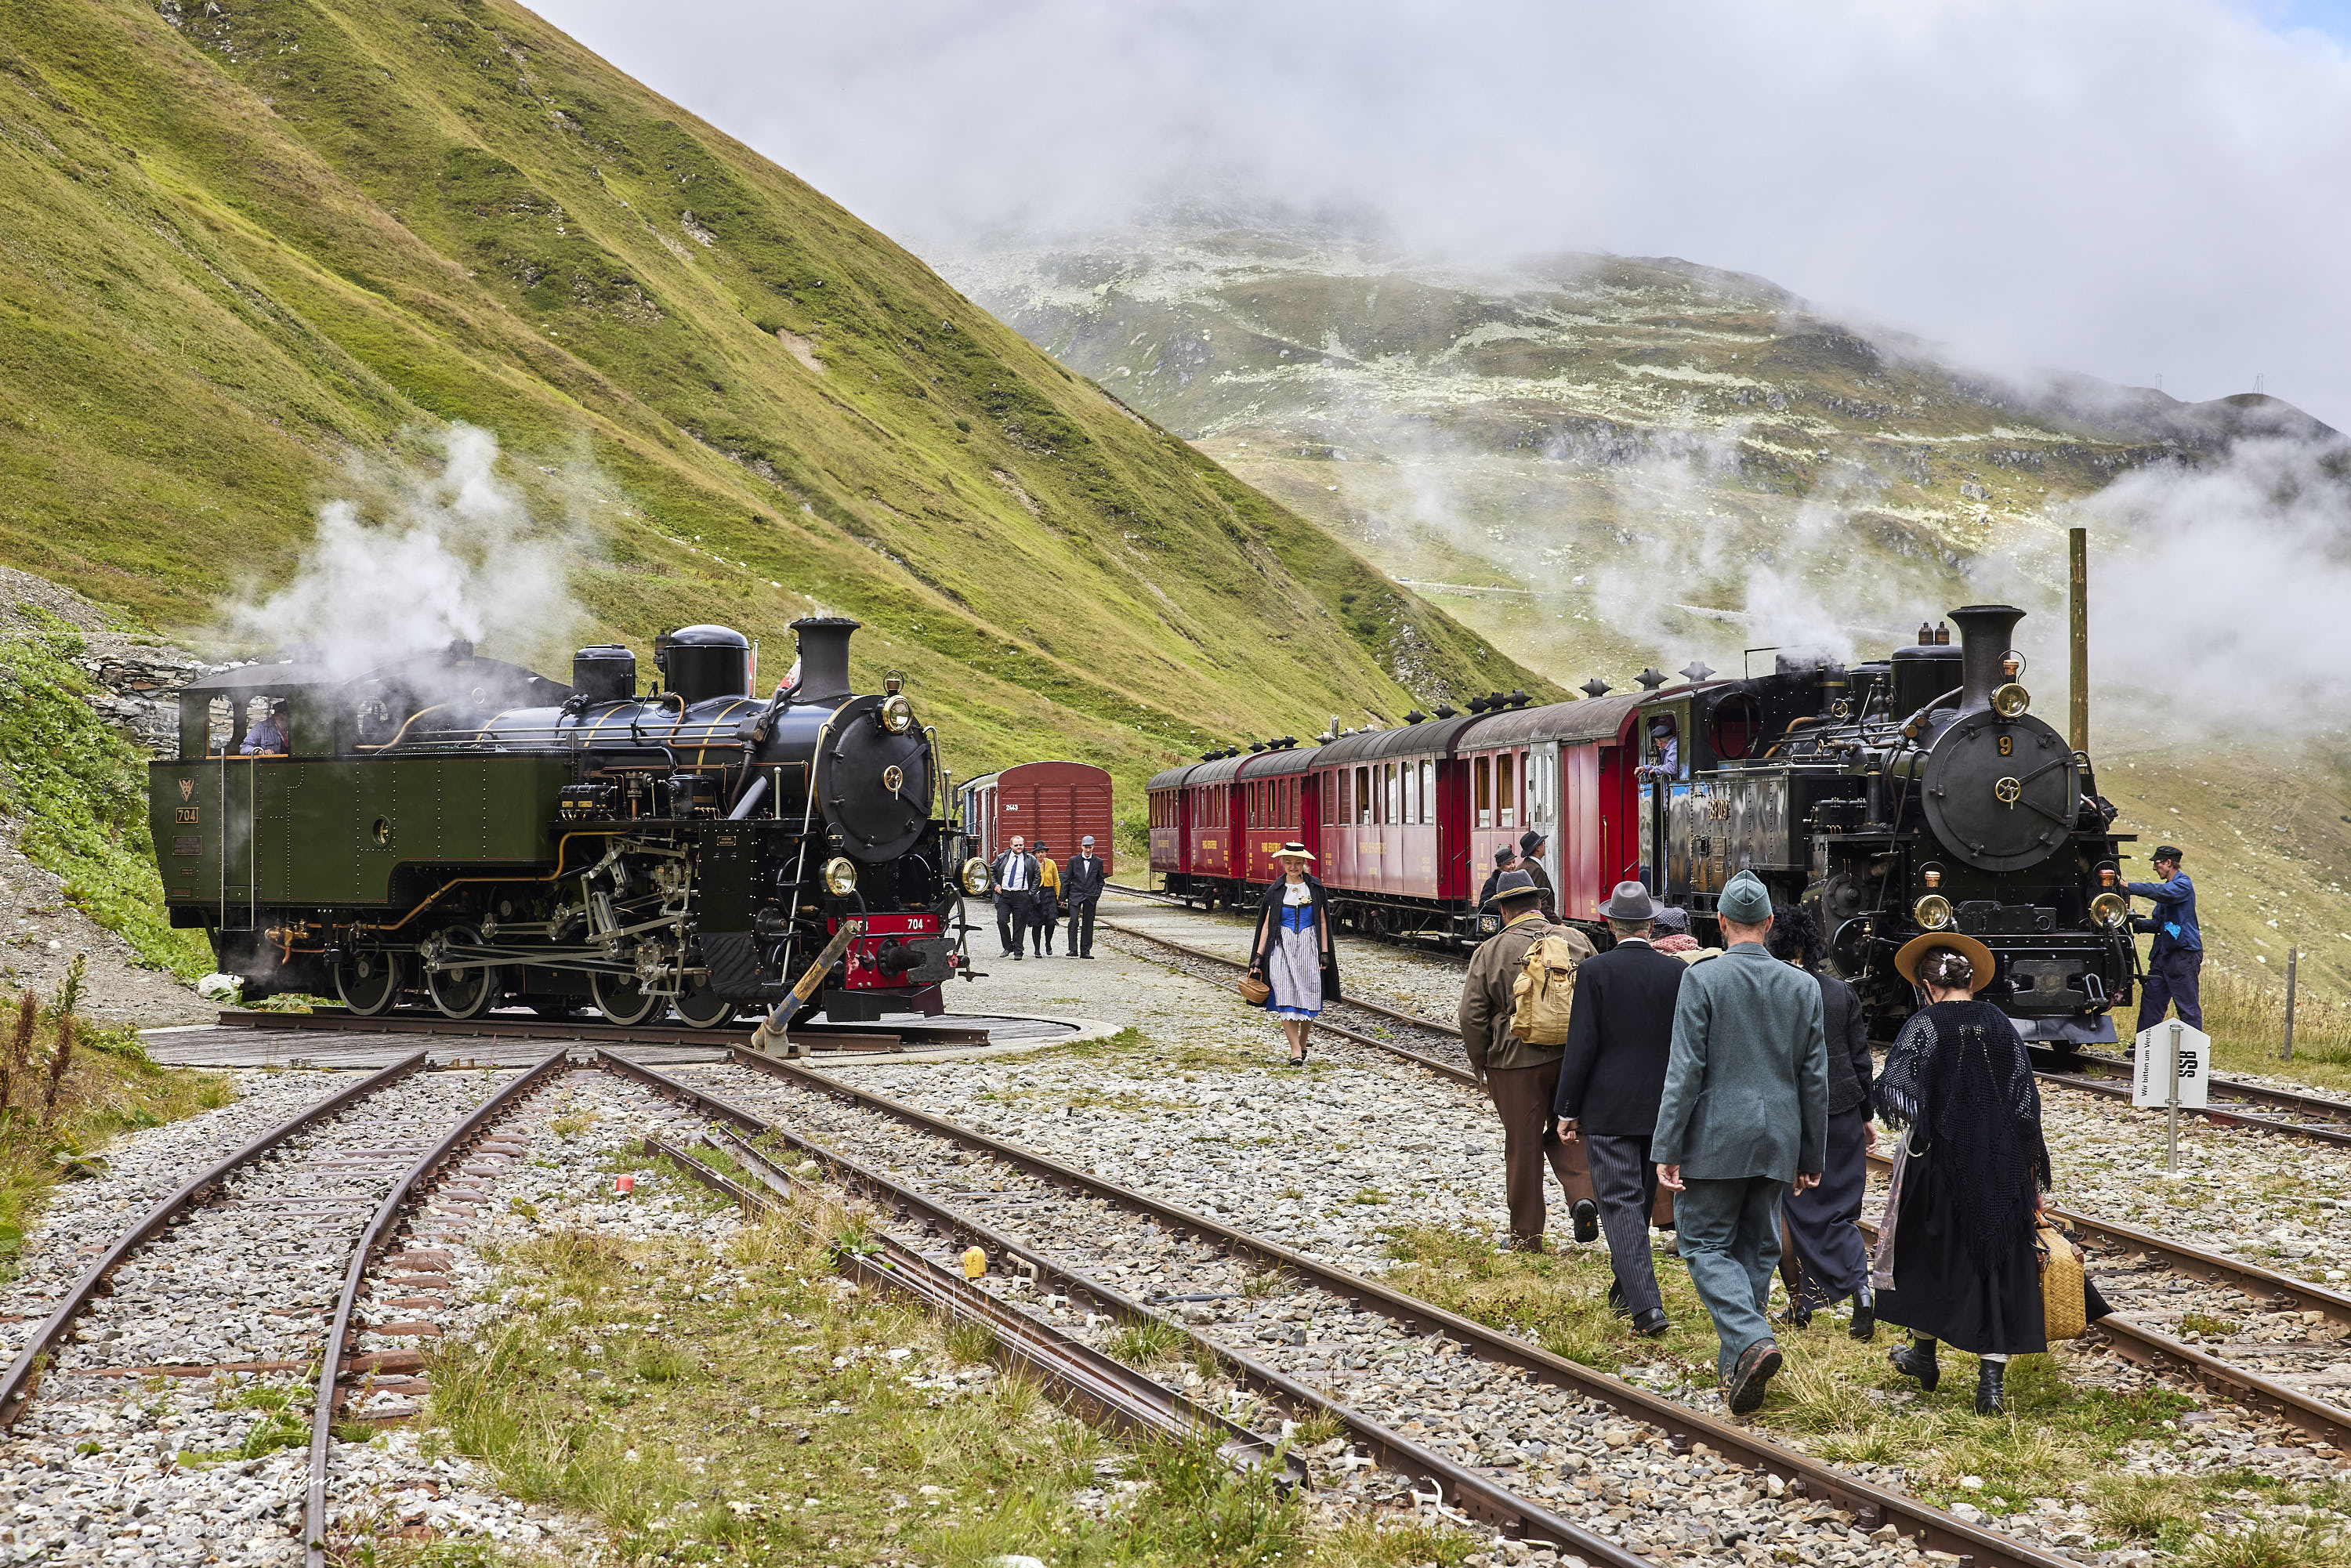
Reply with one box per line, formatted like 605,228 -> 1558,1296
790,616 -> 860,704
1950,603 -> 2027,717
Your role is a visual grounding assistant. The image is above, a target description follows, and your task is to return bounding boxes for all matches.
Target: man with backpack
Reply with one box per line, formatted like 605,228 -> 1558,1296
1458,869 -> 1597,1252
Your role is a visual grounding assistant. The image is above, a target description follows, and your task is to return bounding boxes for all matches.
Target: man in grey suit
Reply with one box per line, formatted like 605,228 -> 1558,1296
1652,871 -> 1828,1414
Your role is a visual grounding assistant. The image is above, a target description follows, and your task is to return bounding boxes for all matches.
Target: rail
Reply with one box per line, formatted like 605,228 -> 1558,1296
706,1048 -> 2073,1566
0,1052 -> 433,1429
304,1049 -> 575,1568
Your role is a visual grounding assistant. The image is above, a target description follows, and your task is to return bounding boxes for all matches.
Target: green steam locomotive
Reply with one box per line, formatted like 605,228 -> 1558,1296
149,617 -> 981,1027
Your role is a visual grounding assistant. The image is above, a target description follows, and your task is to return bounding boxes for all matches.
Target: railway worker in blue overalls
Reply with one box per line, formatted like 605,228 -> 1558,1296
2128,845 -> 2203,1035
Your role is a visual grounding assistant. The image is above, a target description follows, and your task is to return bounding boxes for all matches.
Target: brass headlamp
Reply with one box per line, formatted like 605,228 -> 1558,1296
1913,893 -> 1954,931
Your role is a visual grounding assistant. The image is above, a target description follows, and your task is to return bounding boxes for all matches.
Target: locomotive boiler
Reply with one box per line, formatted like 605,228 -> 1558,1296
151,617 -> 980,1027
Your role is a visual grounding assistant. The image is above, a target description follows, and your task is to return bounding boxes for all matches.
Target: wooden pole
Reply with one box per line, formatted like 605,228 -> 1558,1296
2068,527 -> 2089,755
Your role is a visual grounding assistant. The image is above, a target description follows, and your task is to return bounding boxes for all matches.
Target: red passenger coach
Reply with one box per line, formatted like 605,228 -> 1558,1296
957,762 -> 1114,871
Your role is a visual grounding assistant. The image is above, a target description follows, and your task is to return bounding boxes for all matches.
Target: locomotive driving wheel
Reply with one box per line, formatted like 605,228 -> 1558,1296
426,926 -> 505,1020
591,970 -> 662,1027
673,984 -> 737,1030
334,951 -> 406,1016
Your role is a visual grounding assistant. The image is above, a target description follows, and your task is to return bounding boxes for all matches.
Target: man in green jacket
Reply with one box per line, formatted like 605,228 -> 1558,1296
1459,870 -> 1597,1251
1652,871 -> 1828,1414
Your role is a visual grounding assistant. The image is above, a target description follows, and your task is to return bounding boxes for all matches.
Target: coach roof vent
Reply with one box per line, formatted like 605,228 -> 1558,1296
1579,676 -> 1612,700
1636,668 -> 1667,692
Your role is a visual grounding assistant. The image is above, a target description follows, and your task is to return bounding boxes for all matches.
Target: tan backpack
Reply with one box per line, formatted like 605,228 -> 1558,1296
1509,931 -> 1583,1045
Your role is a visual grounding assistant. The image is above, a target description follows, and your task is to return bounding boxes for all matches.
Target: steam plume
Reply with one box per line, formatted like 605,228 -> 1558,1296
222,425 -> 592,675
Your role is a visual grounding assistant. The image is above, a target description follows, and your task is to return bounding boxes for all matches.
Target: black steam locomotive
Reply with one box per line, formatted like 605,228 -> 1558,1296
1682,602 -> 2138,1045
150,617 -> 987,1027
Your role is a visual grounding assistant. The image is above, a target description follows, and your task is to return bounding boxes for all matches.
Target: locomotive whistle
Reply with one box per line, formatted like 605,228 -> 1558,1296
748,918 -> 866,1055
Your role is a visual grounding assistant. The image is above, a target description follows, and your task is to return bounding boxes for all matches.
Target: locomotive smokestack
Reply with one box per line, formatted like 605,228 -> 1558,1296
791,616 -> 860,704
1950,603 -> 2027,716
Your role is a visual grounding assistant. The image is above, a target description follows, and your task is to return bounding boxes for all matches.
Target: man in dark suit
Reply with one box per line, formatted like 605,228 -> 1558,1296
1062,835 -> 1107,958
1554,881 -> 1686,1337
991,836 -> 1039,960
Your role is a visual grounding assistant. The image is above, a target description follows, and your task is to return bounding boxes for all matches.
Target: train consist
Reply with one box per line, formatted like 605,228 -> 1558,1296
1149,604 -> 2138,1045
150,617 -> 983,1027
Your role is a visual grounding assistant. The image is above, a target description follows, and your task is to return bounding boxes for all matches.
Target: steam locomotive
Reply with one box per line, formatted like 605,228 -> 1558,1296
150,617 -> 986,1027
1149,603 -> 2137,1045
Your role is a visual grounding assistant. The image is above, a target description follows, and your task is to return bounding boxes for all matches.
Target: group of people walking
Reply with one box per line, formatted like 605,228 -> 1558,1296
989,835 -> 1107,959
1247,855 -> 2111,1419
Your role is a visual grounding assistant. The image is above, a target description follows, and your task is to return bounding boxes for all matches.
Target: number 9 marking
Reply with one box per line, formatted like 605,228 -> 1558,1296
1998,734 -> 2013,756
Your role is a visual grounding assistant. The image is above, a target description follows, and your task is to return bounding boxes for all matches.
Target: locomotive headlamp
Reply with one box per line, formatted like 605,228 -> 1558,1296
2091,891 -> 2131,929
1913,893 -> 1955,931
822,856 -> 860,896
1922,868 -> 1942,889
1991,683 -> 2031,719
879,693 -> 915,733
2099,867 -> 2118,888
959,857 -> 993,896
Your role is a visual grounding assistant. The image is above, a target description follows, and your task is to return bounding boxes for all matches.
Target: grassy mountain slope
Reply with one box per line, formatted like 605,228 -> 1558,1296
0,1 -> 1552,843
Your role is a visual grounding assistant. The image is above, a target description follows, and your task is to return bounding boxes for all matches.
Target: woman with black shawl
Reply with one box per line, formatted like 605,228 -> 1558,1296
1872,933 -> 2108,1413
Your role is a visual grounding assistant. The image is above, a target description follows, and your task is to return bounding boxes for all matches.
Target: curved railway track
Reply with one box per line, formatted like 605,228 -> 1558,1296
0,1045 -> 1335,1563
633,1046 -> 2074,1568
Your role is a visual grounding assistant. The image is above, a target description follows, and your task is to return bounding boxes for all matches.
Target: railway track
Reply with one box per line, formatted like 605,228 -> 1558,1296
1101,907 -> 2351,1451
4,1044 -> 1305,1563
1101,904 -> 2351,1150
0,1052 -> 563,1566
640,1046 -> 2081,1568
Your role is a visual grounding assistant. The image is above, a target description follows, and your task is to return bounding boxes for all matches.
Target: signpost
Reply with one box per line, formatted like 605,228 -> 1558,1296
2134,1019 -> 2212,1174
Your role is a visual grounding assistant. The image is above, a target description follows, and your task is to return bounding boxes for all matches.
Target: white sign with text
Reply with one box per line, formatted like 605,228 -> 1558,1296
2132,1022 -> 2212,1109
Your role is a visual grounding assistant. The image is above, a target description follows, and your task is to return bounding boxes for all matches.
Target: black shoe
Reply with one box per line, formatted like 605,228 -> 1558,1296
1776,1305 -> 1814,1331
1607,1279 -> 1630,1319
1849,1286 -> 1877,1342
1012,951 -> 1023,961
1889,1338 -> 1939,1392
1975,1359 -> 2005,1416
1571,1198 -> 1599,1245
1632,1309 -> 1670,1338
1081,953 -> 1096,959
1725,1340 -> 1782,1414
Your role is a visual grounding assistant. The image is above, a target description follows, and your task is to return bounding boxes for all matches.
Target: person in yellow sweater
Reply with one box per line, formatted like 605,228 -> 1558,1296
1032,839 -> 1063,956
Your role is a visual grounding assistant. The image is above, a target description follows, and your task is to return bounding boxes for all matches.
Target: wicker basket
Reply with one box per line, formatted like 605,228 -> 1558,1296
1237,974 -> 1271,1006
2038,1224 -> 2088,1341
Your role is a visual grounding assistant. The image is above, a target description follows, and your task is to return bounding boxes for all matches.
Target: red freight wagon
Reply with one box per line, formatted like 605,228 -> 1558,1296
957,762 -> 1114,873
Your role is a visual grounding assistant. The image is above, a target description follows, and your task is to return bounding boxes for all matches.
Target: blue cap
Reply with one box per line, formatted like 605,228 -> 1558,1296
1719,871 -> 1773,924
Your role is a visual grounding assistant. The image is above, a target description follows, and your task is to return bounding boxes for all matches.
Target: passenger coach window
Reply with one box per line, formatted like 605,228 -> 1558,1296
1356,766 -> 1371,824
1475,756 -> 1492,828
1401,762 -> 1418,825
1419,759 -> 1435,824
1499,753 -> 1516,829
1323,775 -> 1335,826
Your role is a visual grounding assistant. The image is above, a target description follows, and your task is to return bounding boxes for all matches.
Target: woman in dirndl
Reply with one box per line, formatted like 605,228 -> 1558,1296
1874,932 -> 2109,1413
1245,843 -> 1342,1065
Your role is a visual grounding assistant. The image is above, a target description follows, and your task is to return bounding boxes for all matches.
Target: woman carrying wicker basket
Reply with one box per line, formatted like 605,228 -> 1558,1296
1872,933 -> 2110,1414
1244,843 -> 1341,1066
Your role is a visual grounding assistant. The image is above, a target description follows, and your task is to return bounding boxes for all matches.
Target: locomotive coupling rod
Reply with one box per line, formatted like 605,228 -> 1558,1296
748,918 -> 865,1056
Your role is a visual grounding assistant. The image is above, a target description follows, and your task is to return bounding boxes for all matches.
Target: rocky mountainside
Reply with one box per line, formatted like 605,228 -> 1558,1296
955,228 -> 2351,998
0,3 -> 1552,836
954,230 -> 2331,683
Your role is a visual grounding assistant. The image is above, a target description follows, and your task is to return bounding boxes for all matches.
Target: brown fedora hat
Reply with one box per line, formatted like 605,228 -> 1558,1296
1894,930 -> 1997,994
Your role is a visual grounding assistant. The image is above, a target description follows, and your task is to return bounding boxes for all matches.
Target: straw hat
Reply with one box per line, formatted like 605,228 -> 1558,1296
1893,930 -> 1996,994
1274,842 -> 1315,862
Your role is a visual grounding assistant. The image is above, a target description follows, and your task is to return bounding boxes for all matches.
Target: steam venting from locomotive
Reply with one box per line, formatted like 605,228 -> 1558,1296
218,423 -> 591,680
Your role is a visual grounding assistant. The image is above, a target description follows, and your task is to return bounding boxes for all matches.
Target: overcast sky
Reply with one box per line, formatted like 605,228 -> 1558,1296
525,0 -> 2351,429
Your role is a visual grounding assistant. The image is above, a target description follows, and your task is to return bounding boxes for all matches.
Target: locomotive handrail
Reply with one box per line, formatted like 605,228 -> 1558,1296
352,830 -> 618,934
357,703 -> 452,751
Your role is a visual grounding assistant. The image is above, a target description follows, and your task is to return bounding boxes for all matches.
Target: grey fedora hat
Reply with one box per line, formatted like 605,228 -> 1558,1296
1491,868 -> 1541,903
1599,880 -> 1661,922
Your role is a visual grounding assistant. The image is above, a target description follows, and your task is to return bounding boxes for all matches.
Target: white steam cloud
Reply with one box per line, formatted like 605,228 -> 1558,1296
223,424 -> 592,677
2081,434 -> 2351,736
